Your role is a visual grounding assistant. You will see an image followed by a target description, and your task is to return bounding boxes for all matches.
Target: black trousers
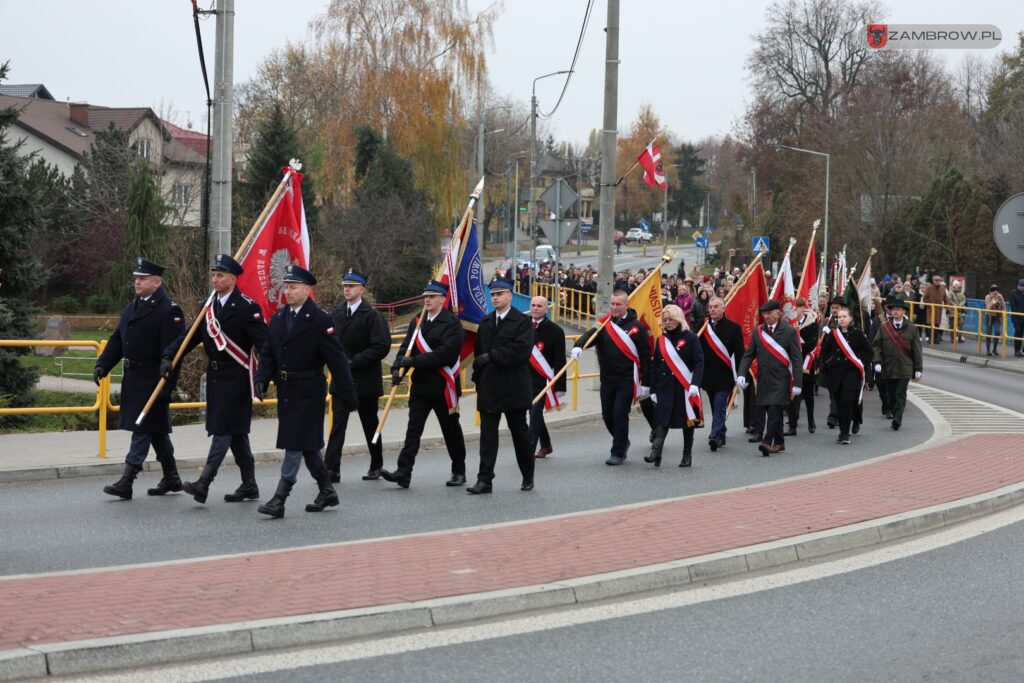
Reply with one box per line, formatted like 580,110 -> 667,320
788,374 -> 816,429
395,395 -> 466,477
126,432 -> 174,468
763,404 -> 785,446
528,401 -> 551,451
876,376 -> 891,414
477,409 -> 534,485
835,385 -> 861,437
325,395 -> 383,473
206,433 -> 254,471
600,379 -> 634,457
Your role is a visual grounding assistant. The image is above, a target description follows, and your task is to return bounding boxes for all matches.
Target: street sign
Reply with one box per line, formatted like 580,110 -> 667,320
538,219 -> 579,248
993,192 -> 1024,265
638,218 -> 651,231
691,231 -> 703,241
704,225 -> 713,235
519,206 -> 528,213
752,236 -> 770,254
580,217 -> 593,234
695,237 -> 709,249
540,178 -> 578,218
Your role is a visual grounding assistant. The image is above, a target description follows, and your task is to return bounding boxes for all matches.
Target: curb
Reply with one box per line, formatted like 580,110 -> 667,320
3,476 -> 1022,680
0,411 -> 603,484
922,346 -> 1024,374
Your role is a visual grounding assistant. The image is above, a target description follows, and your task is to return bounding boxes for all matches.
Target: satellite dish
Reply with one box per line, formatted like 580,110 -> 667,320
992,192 -> 1024,265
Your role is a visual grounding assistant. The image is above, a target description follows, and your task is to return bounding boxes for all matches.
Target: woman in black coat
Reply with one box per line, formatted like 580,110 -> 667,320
821,306 -> 873,445
645,304 -> 704,467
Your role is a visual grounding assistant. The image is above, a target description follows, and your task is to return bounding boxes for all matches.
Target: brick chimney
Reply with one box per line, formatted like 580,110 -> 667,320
68,102 -> 89,128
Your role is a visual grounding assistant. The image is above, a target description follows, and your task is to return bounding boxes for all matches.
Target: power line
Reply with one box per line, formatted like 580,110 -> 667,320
539,0 -> 594,119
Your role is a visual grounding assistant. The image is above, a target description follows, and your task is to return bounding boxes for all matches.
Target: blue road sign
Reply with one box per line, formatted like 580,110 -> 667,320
638,218 -> 650,231
704,224 -> 713,235
695,237 -> 710,249
752,236 -> 770,254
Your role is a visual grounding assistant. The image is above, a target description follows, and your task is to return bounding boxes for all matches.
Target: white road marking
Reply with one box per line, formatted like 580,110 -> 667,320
64,503 -> 1024,683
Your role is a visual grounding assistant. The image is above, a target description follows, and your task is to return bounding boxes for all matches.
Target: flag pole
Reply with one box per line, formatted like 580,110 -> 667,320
856,248 -> 876,330
532,249 -> 675,406
372,176 -> 485,444
613,136 -> 658,187
134,162 -> 300,426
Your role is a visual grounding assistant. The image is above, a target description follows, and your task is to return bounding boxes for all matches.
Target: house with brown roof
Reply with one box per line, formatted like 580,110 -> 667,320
0,93 -> 207,227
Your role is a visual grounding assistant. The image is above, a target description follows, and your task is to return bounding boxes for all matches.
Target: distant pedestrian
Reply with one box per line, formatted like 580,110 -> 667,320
948,280 -> 966,343
1011,279 -> 1024,357
984,285 -> 1005,356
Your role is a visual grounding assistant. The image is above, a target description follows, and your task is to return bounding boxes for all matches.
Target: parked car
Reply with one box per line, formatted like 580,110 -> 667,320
516,246 -> 556,269
626,227 -> 654,243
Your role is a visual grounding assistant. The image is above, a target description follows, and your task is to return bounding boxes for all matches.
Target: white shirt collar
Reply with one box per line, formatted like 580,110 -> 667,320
218,289 -> 233,306
348,298 -> 362,314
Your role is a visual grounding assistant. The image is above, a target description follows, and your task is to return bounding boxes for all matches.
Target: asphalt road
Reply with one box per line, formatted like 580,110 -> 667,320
1,393 -> 927,575
921,355 -> 1022,408
489,241 -> 703,277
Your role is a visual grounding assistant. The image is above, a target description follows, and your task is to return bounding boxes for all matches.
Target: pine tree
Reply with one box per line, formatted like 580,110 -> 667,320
0,62 -> 45,411
125,160 -> 167,263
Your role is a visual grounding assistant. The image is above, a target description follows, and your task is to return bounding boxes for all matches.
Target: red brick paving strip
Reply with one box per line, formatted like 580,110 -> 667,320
4,433 -> 1024,650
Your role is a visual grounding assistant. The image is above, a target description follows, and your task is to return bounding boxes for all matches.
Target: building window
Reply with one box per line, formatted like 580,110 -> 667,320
171,183 -> 191,207
134,138 -> 152,160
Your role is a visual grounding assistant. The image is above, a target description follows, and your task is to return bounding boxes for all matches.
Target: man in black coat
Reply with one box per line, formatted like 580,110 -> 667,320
787,298 -> 820,435
527,295 -> 566,459
324,269 -> 391,482
698,296 -> 745,451
252,265 -> 358,518
96,257 -> 186,500
467,279 -> 535,493
572,290 -> 652,466
381,280 -> 467,488
176,254 -> 268,504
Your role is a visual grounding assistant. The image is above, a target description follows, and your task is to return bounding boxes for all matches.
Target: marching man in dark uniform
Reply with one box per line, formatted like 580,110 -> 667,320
174,255 -> 267,504
699,296 -> 745,451
380,280 -> 467,488
527,295 -> 566,459
95,257 -> 186,499
324,269 -> 391,482
787,298 -> 820,435
572,290 -> 652,466
736,300 -> 803,456
252,264 -> 358,518
468,278 -> 535,493
872,294 -> 923,431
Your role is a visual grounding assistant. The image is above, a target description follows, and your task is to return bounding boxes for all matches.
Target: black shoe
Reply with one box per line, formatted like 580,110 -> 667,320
745,426 -> 757,435
827,418 -> 837,429
361,467 -> 382,481
380,469 -> 410,488
305,471 -> 340,512
851,422 -> 860,435
758,442 -> 771,457
785,427 -> 797,437
182,465 -> 217,504
147,474 -> 182,496
224,481 -> 259,502
891,419 -> 901,431
605,455 -> 625,466
446,473 -> 467,487
808,423 -> 816,434
328,469 -> 341,483
883,411 -> 892,420
257,479 -> 293,518
520,478 -> 534,491
679,452 -> 692,467
103,464 -> 141,500
467,481 -> 492,494
708,438 -> 719,452
836,435 -> 851,445
748,434 -> 763,443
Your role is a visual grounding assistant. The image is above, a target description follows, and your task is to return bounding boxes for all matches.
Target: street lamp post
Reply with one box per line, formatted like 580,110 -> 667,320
776,144 -> 830,269
528,70 -> 572,278
506,151 -> 528,260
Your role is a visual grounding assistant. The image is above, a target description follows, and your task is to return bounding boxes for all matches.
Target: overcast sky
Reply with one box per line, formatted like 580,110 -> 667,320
2,1 -> 1018,146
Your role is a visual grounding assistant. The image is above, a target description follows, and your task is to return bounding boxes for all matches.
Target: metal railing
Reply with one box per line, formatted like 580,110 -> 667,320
871,298 -> 1024,358
1,334 -> 596,459
531,282 -> 596,330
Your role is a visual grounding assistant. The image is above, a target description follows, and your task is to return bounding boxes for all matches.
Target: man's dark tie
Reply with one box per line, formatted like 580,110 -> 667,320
214,299 -> 222,315
345,307 -> 352,320
286,309 -> 295,333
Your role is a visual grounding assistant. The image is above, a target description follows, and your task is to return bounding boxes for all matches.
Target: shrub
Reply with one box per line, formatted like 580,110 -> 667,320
85,294 -> 111,314
50,295 -> 78,313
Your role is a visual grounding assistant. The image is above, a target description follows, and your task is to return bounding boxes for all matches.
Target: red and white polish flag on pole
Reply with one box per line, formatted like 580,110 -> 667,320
637,141 -> 667,190
235,164 -> 311,321
797,221 -> 821,315
770,239 -> 799,325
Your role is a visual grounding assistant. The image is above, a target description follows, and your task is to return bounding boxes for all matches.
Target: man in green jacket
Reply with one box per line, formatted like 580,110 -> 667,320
872,295 -> 924,431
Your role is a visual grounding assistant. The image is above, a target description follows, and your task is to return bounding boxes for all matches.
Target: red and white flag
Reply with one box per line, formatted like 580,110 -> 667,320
797,238 -> 820,311
637,142 -> 667,190
770,249 -> 799,325
235,165 -> 311,321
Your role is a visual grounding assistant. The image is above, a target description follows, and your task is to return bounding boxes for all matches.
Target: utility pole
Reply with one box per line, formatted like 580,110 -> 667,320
596,0 -> 619,312
505,157 -> 512,259
209,0 -> 234,264
576,157 -> 583,257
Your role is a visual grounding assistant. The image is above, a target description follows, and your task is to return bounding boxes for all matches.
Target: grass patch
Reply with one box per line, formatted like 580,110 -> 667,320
0,389 -> 102,434
18,330 -> 121,380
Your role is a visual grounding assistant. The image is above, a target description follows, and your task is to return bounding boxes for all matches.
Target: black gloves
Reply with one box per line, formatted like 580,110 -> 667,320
93,366 -> 107,386
391,368 -> 404,387
472,353 -> 490,372
159,356 -> 174,379
393,355 -> 413,369
343,396 -> 359,411
254,381 -> 267,401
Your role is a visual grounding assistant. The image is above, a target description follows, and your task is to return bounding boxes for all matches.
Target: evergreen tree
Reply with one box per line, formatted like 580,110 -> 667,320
125,160 -> 167,263
0,62 -> 44,411
668,143 -> 707,230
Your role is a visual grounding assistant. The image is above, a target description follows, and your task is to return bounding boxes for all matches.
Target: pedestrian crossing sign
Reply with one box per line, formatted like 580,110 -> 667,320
752,236 -> 770,255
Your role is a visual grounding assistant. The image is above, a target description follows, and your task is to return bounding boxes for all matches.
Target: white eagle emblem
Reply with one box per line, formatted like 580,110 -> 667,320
266,249 -> 294,305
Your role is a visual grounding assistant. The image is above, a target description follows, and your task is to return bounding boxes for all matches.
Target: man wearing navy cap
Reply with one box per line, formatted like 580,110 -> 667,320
380,280 -> 467,488
252,264 -> 358,518
95,257 -> 186,499
466,278 -> 535,493
173,255 -> 268,504
325,269 -> 390,482
736,300 -> 803,456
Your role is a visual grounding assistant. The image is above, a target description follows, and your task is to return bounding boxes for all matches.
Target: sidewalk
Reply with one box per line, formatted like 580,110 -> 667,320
920,336 -> 1024,375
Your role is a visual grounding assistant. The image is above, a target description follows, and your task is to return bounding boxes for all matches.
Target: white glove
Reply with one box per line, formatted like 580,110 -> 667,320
914,371 -> 922,380
736,376 -> 749,390
792,386 -> 802,397
687,385 -> 700,398
821,326 -> 831,335
570,347 -> 583,361
638,385 -> 651,399
650,393 -> 658,404
872,364 -> 881,374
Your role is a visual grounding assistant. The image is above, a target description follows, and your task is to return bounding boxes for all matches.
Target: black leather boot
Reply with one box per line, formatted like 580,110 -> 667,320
257,479 -> 293,518
147,456 -> 182,496
103,464 -> 142,500
644,425 -> 668,467
305,471 -> 340,512
680,451 -> 692,467
182,465 -> 217,504
225,458 -> 259,502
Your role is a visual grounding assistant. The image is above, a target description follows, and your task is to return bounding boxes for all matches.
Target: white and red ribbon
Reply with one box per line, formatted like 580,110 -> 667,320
205,303 -> 259,399
658,336 -> 703,425
604,318 -> 642,400
757,326 -> 793,395
832,328 -> 866,402
409,324 -> 460,413
529,345 -> 565,411
703,323 -> 738,383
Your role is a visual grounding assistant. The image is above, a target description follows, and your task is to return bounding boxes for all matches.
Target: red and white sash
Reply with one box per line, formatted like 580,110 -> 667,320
802,338 -> 820,373
409,322 -> 460,413
703,323 -> 737,382
205,301 -> 259,399
658,336 -> 704,425
833,329 -> 866,402
603,317 -> 642,400
757,326 -> 793,394
529,343 -> 565,411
